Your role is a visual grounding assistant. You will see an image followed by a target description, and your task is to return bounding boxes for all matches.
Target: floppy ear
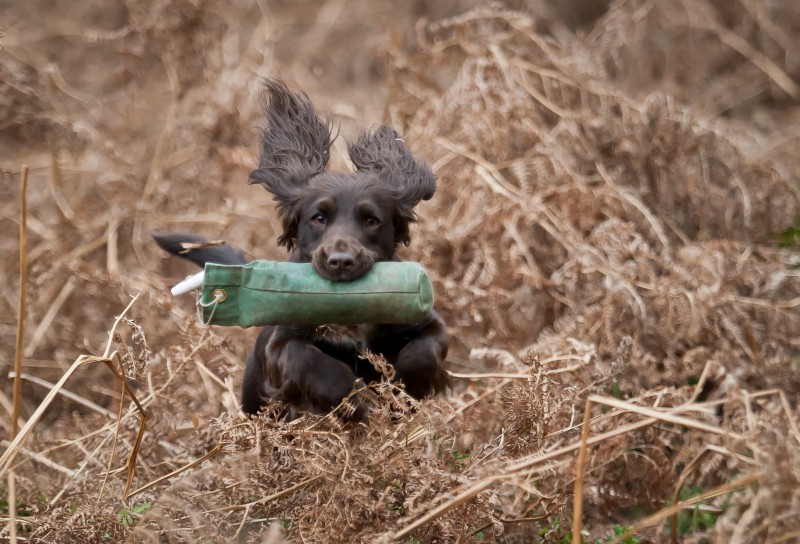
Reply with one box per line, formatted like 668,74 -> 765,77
348,125 -> 436,245
249,78 -> 332,249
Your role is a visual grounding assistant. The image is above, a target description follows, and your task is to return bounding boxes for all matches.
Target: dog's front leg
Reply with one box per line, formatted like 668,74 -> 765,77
267,334 -> 367,420
392,312 -> 450,399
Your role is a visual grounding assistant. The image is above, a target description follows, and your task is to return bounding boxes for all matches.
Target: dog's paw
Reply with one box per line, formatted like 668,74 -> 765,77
395,341 -> 450,399
331,379 -> 372,422
308,362 -> 362,415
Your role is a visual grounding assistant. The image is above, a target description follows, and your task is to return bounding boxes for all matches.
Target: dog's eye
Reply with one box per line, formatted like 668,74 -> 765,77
364,216 -> 381,228
311,212 -> 326,225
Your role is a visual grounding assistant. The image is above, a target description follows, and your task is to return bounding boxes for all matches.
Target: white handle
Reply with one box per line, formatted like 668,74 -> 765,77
170,271 -> 205,296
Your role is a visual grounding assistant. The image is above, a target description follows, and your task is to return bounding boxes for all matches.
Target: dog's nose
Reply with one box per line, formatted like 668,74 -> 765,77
327,252 -> 355,272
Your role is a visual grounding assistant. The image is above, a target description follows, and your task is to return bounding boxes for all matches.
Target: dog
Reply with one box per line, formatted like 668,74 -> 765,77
154,79 -> 449,420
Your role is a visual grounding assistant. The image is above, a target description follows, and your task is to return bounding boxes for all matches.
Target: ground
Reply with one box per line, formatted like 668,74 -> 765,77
1,1 -> 800,542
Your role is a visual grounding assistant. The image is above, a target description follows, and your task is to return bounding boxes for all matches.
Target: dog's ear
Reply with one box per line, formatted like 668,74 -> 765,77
348,125 -> 436,245
249,79 -> 332,249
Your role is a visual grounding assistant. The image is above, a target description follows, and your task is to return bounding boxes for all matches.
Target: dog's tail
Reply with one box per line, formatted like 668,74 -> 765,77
152,232 -> 248,268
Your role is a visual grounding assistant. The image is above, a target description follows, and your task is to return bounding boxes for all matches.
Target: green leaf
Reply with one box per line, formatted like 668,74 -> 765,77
778,225 -> 800,248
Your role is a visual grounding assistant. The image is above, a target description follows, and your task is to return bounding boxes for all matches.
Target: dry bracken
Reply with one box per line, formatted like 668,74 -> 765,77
2,1 -> 800,543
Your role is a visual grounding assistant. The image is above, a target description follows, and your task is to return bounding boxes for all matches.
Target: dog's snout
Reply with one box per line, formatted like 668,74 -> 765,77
312,235 -> 377,281
327,252 -> 355,271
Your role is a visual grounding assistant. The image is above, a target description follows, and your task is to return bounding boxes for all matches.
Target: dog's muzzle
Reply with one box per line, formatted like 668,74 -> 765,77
312,236 -> 377,281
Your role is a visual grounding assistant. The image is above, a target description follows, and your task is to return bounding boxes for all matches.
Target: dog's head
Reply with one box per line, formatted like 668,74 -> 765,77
249,79 -> 436,281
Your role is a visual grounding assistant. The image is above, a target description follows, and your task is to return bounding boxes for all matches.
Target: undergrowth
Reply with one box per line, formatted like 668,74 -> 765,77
2,0 -> 800,543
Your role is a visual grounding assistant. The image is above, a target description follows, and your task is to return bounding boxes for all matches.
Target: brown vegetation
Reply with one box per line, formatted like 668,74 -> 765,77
2,1 -> 799,542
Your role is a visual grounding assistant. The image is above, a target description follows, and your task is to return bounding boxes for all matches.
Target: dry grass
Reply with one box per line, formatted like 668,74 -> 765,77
2,0 -> 800,542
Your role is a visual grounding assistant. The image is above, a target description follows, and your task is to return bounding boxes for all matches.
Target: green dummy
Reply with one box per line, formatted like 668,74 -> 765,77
197,261 -> 434,327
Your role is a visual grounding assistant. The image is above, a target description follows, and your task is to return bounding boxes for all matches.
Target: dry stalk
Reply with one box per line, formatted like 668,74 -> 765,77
6,372 -> 115,419
12,164 -> 29,439
62,234 -> 107,262
747,388 -> 800,447
766,528 -> 800,544
47,152 -> 75,222
6,165 -> 29,544
0,440 -> 75,477
24,278 -> 75,358
0,391 -> 14,436
390,478 -> 497,541
447,371 -> 532,380
7,470 -> 17,544
609,472 -> 762,544
571,398 -> 593,544
585,395 -> 744,441
127,442 -> 224,498
0,296 -> 144,496
668,445 -> 757,544
212,474 -> 321,513
101,351 -> 147,500
684,0 -> 800,98
593,159 -> 672,258
106,215 -> 120,274
567,394 -> 756,542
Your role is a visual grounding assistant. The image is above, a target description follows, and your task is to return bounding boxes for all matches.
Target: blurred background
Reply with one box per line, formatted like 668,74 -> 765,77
3,0 -> 799,369
2,0 -> 800,542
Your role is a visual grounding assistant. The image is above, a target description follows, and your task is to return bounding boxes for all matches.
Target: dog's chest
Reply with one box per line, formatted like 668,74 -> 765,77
313,324 -> 374,351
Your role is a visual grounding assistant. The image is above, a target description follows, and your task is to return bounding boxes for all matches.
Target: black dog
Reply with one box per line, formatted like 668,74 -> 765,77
154,79 -> 449,419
